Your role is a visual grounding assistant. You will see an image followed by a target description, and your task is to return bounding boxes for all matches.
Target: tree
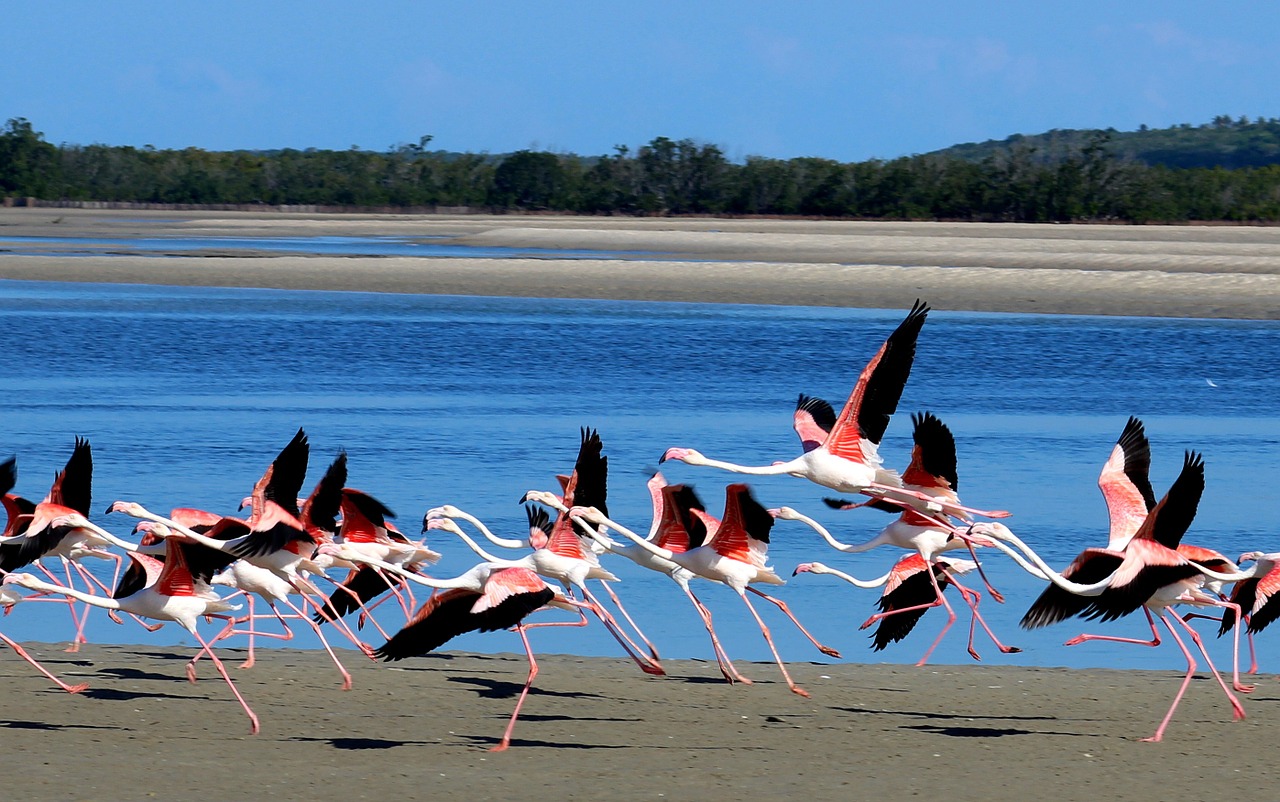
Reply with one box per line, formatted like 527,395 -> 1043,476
489,150 -> 568,210
0,117 -> 59,196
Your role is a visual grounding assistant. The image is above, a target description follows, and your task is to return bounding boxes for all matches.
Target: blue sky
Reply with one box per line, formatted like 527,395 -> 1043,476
6,2 -> 1279,161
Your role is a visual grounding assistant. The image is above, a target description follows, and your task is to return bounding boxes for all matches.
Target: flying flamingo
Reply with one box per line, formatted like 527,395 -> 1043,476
769,413 -> 1020,663
314,543 -> 593,750
972,452 -> 1260,742
570,483 -> 833,697
1019,419 -> 1257,691
793,554 -> 979,659
2,530 -> 260,734
1219,552 -> 1280,658
531,479 -> 755,684
659,301 -> 1007,521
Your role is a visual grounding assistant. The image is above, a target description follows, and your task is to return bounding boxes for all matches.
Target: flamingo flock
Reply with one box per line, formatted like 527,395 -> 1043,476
2,300 -> 1276,747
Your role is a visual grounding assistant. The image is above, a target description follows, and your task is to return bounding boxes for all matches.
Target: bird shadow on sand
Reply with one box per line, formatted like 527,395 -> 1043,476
96,666 -> 189,683
81,687 -> 195,702
447,676 -> 603,700
0,718 -> 121,732
901,723 -> 1090,738
461,734 -> 634,750
831,705 -> 1065,723
288,736 -> 426,750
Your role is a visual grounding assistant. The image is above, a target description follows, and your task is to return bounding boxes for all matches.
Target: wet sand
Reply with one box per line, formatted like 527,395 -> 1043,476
2,642 -> 1274,800
2,208 -> 1279,318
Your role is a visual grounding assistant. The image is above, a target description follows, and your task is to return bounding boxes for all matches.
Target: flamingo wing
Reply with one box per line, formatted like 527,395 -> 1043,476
1130,451 -> 1205,550
1082,539 -> 1201,622
655,484 -> 709,553
871,555 -> 941,651
708,484 -> 772,565
0,456 -> 15,496
566,427 -> 608,515
301,451 -> 348,535
114,552 -> 165,599
823,300 -> 929,463
793,394 -> 836,453
375,579 -> 554,659
1020,549 -> 1123,629
338,488 -> 396,543
46,436 -> 92,517
900,411 -> 958,492
1098,416 -> 1156,546
1244,568 -> 1280,634
262,428 -> 310,519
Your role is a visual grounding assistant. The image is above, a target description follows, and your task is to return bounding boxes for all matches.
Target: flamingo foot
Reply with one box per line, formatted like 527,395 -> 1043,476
1063,635 -> 1087,647
1000,646 -> 1023,654
1139,735 -> 1163,743
239,657 -> 256,670
639,662 -> 666,677
988,588 -> 1006,604
968,647 -> 982,661
359,643 -> 378,660
185,663 -> 198,683
1235,681 -> 1255,694
489,742 -> 510,753
790,686 -> 811,698
1232,704 -> 1247,720
817,645 -> 842,659
144,622 -> 165,632
63,642 -> 81,654
108,611 -> 124,625
64,682 -> 90,694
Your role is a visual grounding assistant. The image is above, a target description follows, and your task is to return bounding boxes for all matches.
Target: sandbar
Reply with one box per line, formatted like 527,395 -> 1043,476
2,208 -> 1279,319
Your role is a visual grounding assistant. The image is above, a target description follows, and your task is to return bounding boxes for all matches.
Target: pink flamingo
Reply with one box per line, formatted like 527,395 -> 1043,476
571,483 -> 834,697
660,301 -> 1007,521
3,531 -> 260,734
374,565 -> 591,751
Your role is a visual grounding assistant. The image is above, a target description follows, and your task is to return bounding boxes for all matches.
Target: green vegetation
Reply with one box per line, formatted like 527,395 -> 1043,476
4,117 -> 1280,223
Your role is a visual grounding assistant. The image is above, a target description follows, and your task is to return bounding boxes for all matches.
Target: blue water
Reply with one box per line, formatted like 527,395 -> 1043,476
0,234 -> 658,260
2,278 -> 1279,674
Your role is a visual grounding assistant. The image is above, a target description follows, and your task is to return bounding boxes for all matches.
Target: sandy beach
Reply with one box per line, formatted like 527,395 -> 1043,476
3,642 -> 1275,800
3,208 -> 1278,799
1,208 -> 1279,318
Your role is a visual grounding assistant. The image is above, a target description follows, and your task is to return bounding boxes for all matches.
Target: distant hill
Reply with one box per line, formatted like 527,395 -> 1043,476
928,116 -> 1280,169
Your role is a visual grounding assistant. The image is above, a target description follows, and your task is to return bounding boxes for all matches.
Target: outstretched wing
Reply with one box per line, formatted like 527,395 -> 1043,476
793,394 -> 835,453
823,300 -> 929,462
1099,416 -> 1156,548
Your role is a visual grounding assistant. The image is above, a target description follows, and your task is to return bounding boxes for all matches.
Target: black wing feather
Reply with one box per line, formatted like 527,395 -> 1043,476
1116,416 -> 1157,512
857,300 -> 929,445
374,587 -> 555,660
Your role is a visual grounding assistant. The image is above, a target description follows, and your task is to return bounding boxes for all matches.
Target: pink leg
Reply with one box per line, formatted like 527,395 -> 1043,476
597,580 -> 662,662
491,623 -> 538,752
312,573 -> 395,641
189,626 -> 260,735
1141,611 -> 1198,742
278,596 -> 353,690
292,577 -> 376,660
681,582 -> 751,684
577,585 -> 665,676
738,590 -> 808,697
746,587 -> 841,658
1066,607 -> 1161,647
859,579 -> 953,666
946,573 -> 1021,657
1,632 -> 89,693
864,481 -> 1011,519
1183,606 -> 1254,692
1169,607 -> 1250,709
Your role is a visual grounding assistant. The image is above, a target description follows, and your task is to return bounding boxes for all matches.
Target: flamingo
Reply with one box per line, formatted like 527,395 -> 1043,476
660,302 -> 1007,521
373,564 -> 592,751
570,483 -> 833,698
973,452 -> 1260,742
1216,552 -> 1280,664
793,554 -> 979,658
2,531 -> 260,734
531,479 -> 755,684
769,413 -> 1020,663
1018,420 -> 1257,691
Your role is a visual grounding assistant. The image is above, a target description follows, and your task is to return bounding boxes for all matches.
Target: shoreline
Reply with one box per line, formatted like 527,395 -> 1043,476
3,642 -> 1276,798
2,208 -> 1279,319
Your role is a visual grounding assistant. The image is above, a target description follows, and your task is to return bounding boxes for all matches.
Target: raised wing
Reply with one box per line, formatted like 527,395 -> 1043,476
793,394 -> 835,453
1099,416 -> 1156,547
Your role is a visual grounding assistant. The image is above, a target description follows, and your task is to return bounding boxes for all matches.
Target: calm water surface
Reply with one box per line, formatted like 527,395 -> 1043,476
2,279 -> 1278,672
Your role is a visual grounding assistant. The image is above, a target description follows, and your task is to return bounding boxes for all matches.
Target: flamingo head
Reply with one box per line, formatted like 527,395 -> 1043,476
519,489 -> 564,510
567,505 -> 605,526
423,505 -> 462,522
2,572 -> 41,590
793,562 -> 829,576
424,517 -> 464,537
659,447 -> 701,465
768,506 -> 803,521
105,500 -> 147,517
1238,551 -> 1264,564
